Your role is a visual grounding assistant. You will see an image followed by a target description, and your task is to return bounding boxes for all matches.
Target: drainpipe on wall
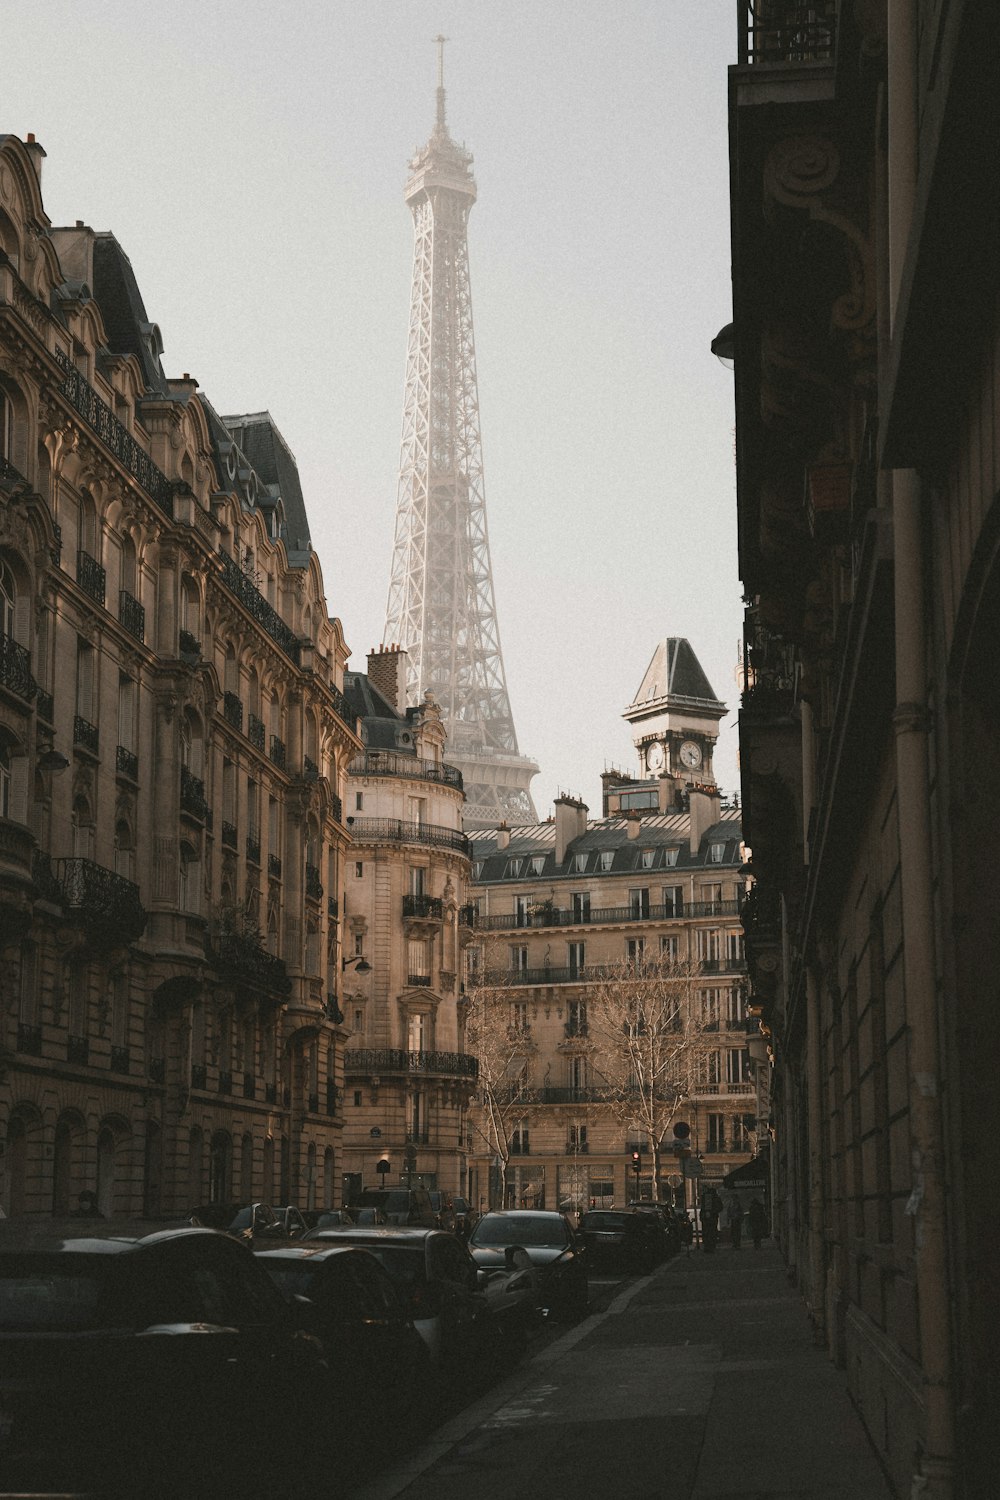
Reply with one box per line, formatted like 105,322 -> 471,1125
888,0 -> 955,1493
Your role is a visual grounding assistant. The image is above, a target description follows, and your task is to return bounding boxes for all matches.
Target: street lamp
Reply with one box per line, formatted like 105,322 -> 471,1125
342,956 -> 372,973
710,321 -> 735,370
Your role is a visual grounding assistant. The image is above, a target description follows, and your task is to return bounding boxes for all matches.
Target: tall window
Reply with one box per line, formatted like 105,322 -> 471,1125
640,849 -> 655,870
572,891 -> 590,923
629,887 -> 650,918
118,674 -> 136,755
567,999 -> 587,1035
510,1001 -> 529,1033
726,1048 -> 751,1085
697,929 -> 722,962
727,986 -> 746,1026
514,892 -> 532,923
701,988 -> 721,1028
707,1113 -> 726,1151
407,939 -> 429,983
567,941 -> 585,979
407,1013 -> 426,1053
0,558 -> 14,639
409,866 -> 426,898
625,937 -> 645,967
509,944 -> 528,973
662,885 -> 684,917
568,1055 -> 588,1093
661,934 -> 679,961
75,639 -> 95,723
726,929 -> 745,962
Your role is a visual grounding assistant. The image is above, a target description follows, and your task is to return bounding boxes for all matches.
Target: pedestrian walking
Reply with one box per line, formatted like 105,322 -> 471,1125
726,1193 -> 744,1249
748,1196 -> 767,1249
700,1186 -> 722,1252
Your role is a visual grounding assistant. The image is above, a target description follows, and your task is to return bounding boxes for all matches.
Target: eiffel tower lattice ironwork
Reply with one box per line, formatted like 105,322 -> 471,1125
383,40 -> 538,828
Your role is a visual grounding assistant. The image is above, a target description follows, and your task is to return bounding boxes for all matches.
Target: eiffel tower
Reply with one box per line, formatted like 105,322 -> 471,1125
383,39 -> 538,828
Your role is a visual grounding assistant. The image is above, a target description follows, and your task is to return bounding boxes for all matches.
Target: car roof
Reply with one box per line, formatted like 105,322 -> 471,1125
254,1245 -> 376,1264
477,1210 -> 565,1220
0,1222 -> 227,1254
305,1226 -> 438,1243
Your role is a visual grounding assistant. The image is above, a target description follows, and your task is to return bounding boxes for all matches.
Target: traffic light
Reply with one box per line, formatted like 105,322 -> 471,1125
631,1150 -> 641,1167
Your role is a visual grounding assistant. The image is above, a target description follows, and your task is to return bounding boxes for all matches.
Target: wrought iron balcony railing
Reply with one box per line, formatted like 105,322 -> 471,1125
347,750 -> 464,790
328,680 -> 355,730
54,350 -> 174,515
55,857 -> 146,941
458,904 -> 478,928
77,550 -> 106,606
36,688 -> 54,723
738,0 -> 836,66
303,755 -> 319,780
246,832 -> 261,865
221,821 -> 238,851
247,713 -> 265,751
346,817 -> 471,858
327,897 -> 339,920
269,735 -> 286,770
207,931 -> 291,994
118,590 -> 145,642
0,632 -> 37,701
0,453 -> 28,493
344,1047 -> 479,1080
268,853 -> 282,880
407,974 -> 432,987
475,899 -> 740,931
180,765 -> 208,820
305,863 -> 323,900
75,713 -> 100,751
331,792 -> 343,824
223,692 -> 243,732
116,745 -> 139,781
179,629 -> 201,660
403,894 -> 443,920
217,549 -> 300,664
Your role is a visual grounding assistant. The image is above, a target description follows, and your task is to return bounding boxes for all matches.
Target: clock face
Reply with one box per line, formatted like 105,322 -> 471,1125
645,741 -> 664,772
679,740 -> 703,770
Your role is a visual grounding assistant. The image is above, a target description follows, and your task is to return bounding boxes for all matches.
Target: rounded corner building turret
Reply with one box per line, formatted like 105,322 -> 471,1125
383,41 -> 539,830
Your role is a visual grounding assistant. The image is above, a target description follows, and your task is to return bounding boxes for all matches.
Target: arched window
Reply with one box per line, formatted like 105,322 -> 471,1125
114,818 -> 134,881
71,795 -> 94,859
52,1116 -> 73,1214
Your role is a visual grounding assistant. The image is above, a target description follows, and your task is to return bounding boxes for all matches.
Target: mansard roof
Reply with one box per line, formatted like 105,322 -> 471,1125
468,812 -> 742,881
221,411 -> 312,566
91,234 -> 168,394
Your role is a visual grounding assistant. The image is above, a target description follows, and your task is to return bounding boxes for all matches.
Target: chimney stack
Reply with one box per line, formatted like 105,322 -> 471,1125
367,644 -> 408,713
24,134 -> 45,187
625,810 -> 643,840
554,795 -> 588,864
496,822 -> 510,852
689,786 -> 722,854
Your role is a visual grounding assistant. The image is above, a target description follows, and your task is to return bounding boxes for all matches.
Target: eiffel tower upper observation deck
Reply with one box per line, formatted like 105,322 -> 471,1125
383,39 -> 539,828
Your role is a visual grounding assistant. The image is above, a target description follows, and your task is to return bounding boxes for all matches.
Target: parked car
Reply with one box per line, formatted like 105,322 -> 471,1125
468,1211 -> 588,1319
0,1220 -> 327,1498
189,1201 -> 308,1248
452,1195 -> 480,1239
476,1243 -> 542,1351
350,1187 -> 437,1228
302,1226 -> 497,1376
256,1244 -> 429,1445
578,1210 -> 663,1272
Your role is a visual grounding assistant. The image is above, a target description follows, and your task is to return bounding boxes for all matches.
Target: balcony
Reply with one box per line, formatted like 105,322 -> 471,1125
563,1021 -> 589,1039
305,863 -> 323,901
221,821 -> 237,851
407,974 -> 432,987
268,853 -> 282,880
699,957 -> 748,974
331,792 -> 343,824
403,894 -> 443,920
176,768 -> 206,824
344,1048 -> 479,1080
76,550 -> 106,606
118,590 -> 145,643
246,832 -> 261,866
207,931 -> 291,995
54,350 -> 174,515
269,735 -> 286,770
110,1045 -> 130,1075
0,453 -> 28,494
328,680 -> 356,731
475,899 -> 740,931
303,756 -> 319,780
179,629 -> 201,662
223,692 -> 243,732
67,1035 -> 90,1065
348,750 -> 464,791
17,1021 -> 42,1055
0,633 -> 37,703
346,817 -> 471,858
737,0 -> 836,67
191,1063 -> 207,1090
36,689 -> 54,724
73,716 -> 99,755
116,745 -> 139,782
247,713 -> 266,751
217,548 -> 300,665
0,817 -> 35,899
148,1057 -> 166,1083
327,896 -> 339,920
458,904 -> 477,928
55,858 -> 146,943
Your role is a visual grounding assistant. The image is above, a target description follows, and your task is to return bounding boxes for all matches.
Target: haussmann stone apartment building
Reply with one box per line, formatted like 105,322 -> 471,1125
0,133 -> 363,1221
463,640 -> 761,1216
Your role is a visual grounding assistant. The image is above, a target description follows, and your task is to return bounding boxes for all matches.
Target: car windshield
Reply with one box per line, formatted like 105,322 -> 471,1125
228,1206 -> 277,1232
355,1245 -> 423,1289
581,1213 -> 630,1230
471,1216 -> 569,1249
0,1254 -> 110,1331
356,1191 -> 411,1213
260,1262 -> 318,1302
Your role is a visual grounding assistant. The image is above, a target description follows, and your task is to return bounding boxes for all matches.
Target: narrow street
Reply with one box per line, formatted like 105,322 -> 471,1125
352,1245 -> 894,1500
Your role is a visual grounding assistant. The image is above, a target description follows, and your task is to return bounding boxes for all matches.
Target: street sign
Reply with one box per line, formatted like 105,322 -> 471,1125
683,1157 -> 703,1178
375,1158 -> 390,1177
672,1121 -> 691,1139
667,1174 -> 682,1188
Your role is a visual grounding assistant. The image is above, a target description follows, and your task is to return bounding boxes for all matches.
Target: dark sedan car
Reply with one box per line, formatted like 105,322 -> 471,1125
257,1244 -> 429,1443
0,1221 -> 326,1498
468,1211 -> 588,1319
578,1210 -> 663,1272
301,1226 -> 497,1376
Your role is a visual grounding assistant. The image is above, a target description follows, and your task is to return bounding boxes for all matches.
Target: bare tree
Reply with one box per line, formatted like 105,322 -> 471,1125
585,957 -> 715,1199
464,949 -> 536,1207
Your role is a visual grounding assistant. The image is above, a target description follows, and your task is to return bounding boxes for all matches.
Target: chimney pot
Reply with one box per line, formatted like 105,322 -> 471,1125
23,135 -> 46,186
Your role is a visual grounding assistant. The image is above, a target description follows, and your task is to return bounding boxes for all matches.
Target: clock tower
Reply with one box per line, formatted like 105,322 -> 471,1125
624,638 -> 727,787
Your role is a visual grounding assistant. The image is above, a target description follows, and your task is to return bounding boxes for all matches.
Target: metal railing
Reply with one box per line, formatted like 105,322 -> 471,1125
179,629 -> 200,660
217,549 -> 300,664
116,745 -> 139,781
68,1035 -> 90,1065
223,692 -> 243,732
54,350 -> 174,515
0,632 -> 37,701
207,931 -> 291,994
346,817 -> 471,858
36,688 -> 54,723
269,735 -> 286,770
180,765 -> 207,819
191,1063 -> 207,1090
247,714 -> 266,751
475,899 -> 739,931
403,894 -> 443,920
77,550 -> 106,605
118,590 -> 144,642
221,821 -> 237,850
302,756 -> 319,780
344,1047 -> 479,1079
407,974 -> 432,987
347,750 -> 464,790
148,1057 -> 166,1083
246,832 -> 261,865
17,1021 -> 42,1055
55,857 -> 146,940
73,717 -> 99,754
268,853 -> 283,880
738,0 -> 836,65
305,863 -> 323,900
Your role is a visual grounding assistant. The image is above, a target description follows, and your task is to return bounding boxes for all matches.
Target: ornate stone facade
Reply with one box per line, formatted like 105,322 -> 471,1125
0,134 -> 360,1219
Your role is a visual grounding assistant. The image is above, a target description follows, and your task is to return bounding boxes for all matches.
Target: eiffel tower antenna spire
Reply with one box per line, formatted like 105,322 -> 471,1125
383,47 -> 539,827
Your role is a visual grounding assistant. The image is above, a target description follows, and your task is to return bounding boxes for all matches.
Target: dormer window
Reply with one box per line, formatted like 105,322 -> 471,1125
640,849 -> 655,869
473,861 -> 484,880
574,853 -> 588,873
708,843 -> 726,864
506,857 -> 523,878
530,856 -> 544,875
664,847 -> 679,866
600,852 -> 613,871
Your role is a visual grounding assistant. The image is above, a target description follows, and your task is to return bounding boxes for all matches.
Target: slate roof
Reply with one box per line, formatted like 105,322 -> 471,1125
468,813 -> 743,882
629,638 -> 726,715
221,411 -> 312,566
343,671 -> 417,753
90,233 -> 168,394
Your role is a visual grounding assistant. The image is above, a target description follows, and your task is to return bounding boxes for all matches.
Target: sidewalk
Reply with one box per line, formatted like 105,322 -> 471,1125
353,1242 -> 896,1500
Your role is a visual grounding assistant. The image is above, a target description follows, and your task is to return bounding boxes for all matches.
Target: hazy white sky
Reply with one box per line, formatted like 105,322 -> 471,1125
7,1 -> 741,818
